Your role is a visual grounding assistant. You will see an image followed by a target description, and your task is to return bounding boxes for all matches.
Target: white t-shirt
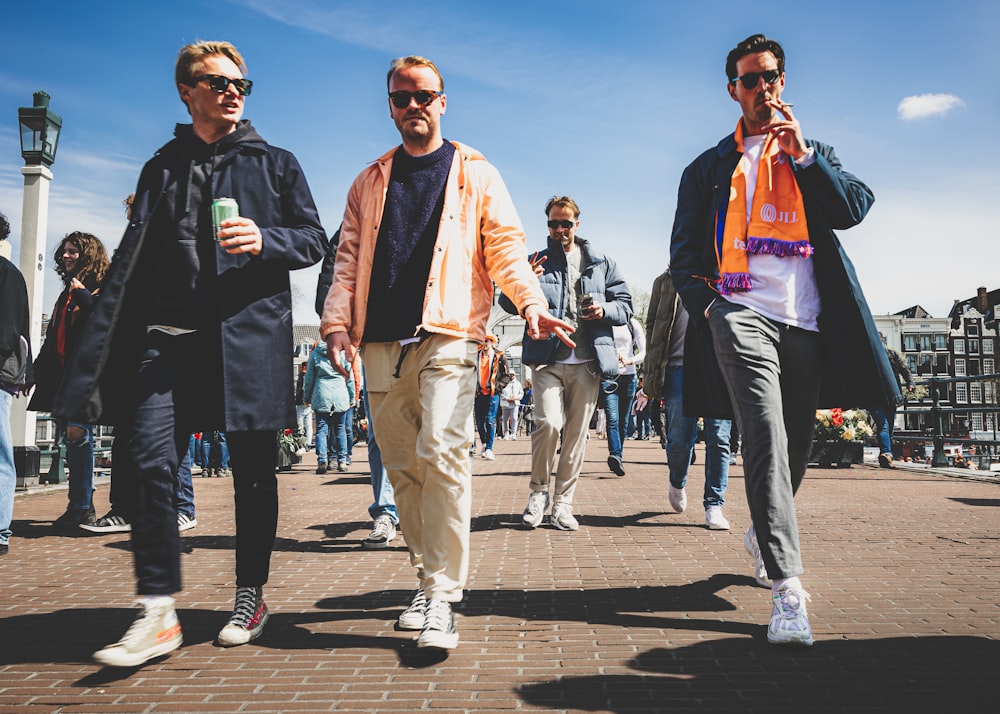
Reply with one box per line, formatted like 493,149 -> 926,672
727,134 -> 821,332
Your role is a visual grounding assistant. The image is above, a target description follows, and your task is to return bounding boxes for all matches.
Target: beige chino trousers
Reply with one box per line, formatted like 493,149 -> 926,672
363,335 -> 477,602
529,361 -> 601,505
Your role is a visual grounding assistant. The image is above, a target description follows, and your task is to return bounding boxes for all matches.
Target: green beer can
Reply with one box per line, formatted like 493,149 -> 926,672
212,197 -> 239,240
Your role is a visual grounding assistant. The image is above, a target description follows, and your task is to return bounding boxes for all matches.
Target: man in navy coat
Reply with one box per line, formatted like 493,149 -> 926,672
670,34 -> 899,647
55,41 -> 326,666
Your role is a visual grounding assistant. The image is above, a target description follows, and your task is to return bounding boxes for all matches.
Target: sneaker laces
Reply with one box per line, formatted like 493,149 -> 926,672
370,517 -> 393,540
773,587 -> 811,620
526,492 -> 546,517
424,599 -> 452,631
402,589 -> 427,616
228,587 -> 260,628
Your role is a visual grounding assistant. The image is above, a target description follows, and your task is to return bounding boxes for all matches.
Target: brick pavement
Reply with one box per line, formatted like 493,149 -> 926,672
1,433 -> 998,713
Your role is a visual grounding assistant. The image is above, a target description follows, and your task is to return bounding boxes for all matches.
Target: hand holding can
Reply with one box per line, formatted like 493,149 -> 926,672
212,198 -> 240,241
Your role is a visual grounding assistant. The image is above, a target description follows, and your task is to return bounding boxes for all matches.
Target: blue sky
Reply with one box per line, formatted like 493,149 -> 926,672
1,0 -> 997,325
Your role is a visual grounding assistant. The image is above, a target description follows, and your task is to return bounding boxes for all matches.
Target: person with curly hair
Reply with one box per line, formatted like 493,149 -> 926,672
30,231 -> 109,528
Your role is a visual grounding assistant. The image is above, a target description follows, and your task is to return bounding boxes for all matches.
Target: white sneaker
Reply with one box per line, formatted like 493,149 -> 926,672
363,515 -> 397,549
397,589 -> 427,630
482,449 -> 495,460
668,485 -> 687,513
177,513 -> 197,532
704,506 -> 730,530
744,524 -> 772,588
418,599 -> 459,650
521,491 -> 549,528
93,597 -> 182,667
551,503 -> 579,531
768,586 -> 814,646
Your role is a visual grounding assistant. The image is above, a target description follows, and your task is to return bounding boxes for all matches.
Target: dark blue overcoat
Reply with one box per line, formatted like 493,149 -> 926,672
670,133 -> 902,419
52,121 -> 327,431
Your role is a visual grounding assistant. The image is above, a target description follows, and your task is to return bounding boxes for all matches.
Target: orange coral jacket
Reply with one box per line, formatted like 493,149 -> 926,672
320,142 -> 545,345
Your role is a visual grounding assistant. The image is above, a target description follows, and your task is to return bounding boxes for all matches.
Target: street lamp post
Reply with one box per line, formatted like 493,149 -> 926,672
11,91 -> 62,488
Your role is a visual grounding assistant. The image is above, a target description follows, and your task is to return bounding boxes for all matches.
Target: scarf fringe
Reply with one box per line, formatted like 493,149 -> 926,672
746,236 -> 815,258
718,272 -> 752,295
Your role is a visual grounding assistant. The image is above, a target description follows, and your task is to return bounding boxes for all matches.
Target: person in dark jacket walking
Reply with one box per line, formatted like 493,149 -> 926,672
53,41 -> 327,667
30,231 -> 109,530
669,34 -> 899,647
1,211 -> 34,557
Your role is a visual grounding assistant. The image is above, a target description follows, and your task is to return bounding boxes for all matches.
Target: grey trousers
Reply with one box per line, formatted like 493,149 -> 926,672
708,300 -> 822,579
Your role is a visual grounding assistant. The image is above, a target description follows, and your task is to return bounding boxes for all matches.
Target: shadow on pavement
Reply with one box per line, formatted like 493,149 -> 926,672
518,635 -> 997,712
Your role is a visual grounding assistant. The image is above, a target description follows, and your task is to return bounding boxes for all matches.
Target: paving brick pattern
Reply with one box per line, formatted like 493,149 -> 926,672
1,435 -> 997,713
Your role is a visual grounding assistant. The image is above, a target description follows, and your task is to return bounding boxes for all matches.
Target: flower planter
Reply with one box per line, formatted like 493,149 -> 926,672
809,439 -> 863,468
277,446 -> 300,471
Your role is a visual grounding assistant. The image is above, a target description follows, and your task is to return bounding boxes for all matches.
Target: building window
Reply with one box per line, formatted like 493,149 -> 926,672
971,382 -> 983,403
919,335 -> 931,351
969,339 -> 980,354
935,354 -> 950,374
984,340 -> 995,355
972,413 -> 984,430
986,382 -> 996,403
954,358 -> 966,377
906,355 -> 918,373
968,323 -> 979,336
955,383 -> 968,403
954,338 -> 965,354
904,334 -> 916,351
985,358 -> 995,375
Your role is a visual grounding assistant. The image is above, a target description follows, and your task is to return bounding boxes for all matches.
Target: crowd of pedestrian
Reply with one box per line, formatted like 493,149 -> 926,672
0,32 -> 902,666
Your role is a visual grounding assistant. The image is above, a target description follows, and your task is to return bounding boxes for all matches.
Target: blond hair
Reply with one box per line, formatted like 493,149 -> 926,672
175,40 -> 246,102
386,56 -> 444,92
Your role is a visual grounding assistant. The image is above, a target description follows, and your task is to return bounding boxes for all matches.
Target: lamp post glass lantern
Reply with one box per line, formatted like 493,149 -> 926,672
18,91 -> 62,166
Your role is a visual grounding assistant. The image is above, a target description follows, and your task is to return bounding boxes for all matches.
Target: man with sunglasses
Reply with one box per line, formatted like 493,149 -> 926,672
670,34 -> 899,647
321,56 -> 572,652
500,196 -> 633,531
53,41 -> 327,666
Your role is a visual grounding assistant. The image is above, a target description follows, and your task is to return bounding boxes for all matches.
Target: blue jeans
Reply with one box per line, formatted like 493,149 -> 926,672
65,421 -> 95,511
663,366 -> 732,508
869,406 -> 893,454
176,450 -> 195,519
344,406 -> 355,463
602,375 -> 637,459
201,431 -> 230,469
363,382 -> 398,523
0,391 -> 13,546
474,393 -> 499,450
316,411 -> 348,465
636,406 -> 652,439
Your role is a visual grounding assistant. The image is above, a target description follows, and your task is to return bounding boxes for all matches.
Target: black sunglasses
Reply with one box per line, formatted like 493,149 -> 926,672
190,74 -> 253,96
388,90 -> 443,108
547,219 -> 576,229
729,69 -> 781,89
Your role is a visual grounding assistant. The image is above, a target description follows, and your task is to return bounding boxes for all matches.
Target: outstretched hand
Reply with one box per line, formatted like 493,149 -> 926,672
524,305 -> 576,348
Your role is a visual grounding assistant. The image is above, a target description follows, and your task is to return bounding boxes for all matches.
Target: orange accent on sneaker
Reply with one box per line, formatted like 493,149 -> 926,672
156,623 -> 182,644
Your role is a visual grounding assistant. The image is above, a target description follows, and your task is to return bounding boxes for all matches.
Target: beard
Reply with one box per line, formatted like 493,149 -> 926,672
396,112 -> 437,147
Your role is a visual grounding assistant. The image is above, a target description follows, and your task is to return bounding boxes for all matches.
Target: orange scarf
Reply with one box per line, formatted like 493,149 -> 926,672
716,119 -> 812,294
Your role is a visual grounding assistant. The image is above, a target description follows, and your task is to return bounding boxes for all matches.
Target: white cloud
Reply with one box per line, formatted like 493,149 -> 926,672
897,93 -> 965,120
